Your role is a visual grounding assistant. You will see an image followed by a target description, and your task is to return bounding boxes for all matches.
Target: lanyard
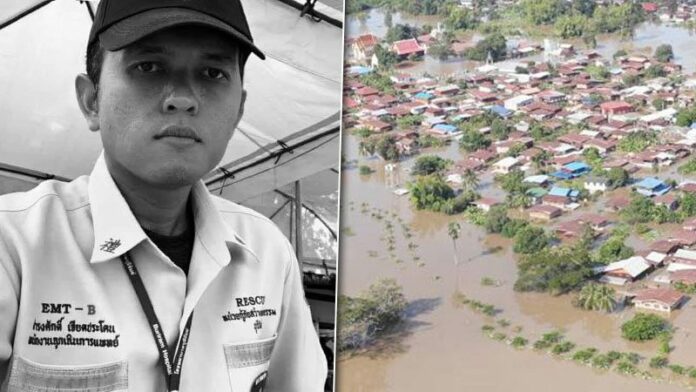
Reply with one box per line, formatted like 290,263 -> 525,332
120,253 -> 193,392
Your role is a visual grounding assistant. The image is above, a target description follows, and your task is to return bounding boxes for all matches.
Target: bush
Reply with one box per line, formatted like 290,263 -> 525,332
591,354 -> 613,369
621,314 -> 670,342
511,336 -> 528,348
669,364 -> 686,375
551,341 -> 575,355
649,356 -> 668,369
572,348 -> 597,363
616,361 -> 638,375
358,165 -> 373,175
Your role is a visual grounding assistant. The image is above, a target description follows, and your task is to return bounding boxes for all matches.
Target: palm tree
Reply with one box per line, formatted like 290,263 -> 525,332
532,150 -> 551,173
448,221 -> 462,266
577,283 -> 616,312
461,169 -> 480,193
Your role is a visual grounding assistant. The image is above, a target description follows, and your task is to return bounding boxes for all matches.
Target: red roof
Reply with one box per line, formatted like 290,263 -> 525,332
600,101 -> 633,111
355,34 -> 379,48
671,270 -> 696,285
633,288 -> 684,307
393,38 -> 424,56
355,86 -> 379,96
642,3 -> 658,12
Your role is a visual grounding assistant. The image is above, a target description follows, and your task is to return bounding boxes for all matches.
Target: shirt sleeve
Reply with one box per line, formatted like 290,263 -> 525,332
266,241 -> 327,391
0,234 -> 20,384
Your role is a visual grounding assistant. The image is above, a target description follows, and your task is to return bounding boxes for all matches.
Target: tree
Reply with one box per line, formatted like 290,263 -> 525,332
617,130 -> 656,153
513,226 -> 548,254
497,169 -> 527,193
645,64 -> 666,78
459,129 -> 491,152
585,65 -> 609,80
374,44 -> 398,69
572,0 -> 595,16
521,0 -> 567,25
376,134 -> 400,161
337,278 -> 407,351
461,169 -> 480,193
515,245 -> 593,294
576,283 -> 616,312
485,205 -> 510,234
680,193 -> 696,218
411,155 -> 449,176
676,107 -> 696,127
448,221 -> 462,265
607,167 -> 629,188
654,44 -> 674,63
555,14 -> 589,39
621,314 -> 670,342
445,7 -> 478,30
408,175 -> 455,212
427,40 -> 453,61
490,119 -> 510,140
466,32 -> 507,62
652,98 -> 667,111
621,194 -> 654,224
384,23 -> 421,43
596,236 -> 633,263
396,114 -> 424,129
613,49 -> 628,60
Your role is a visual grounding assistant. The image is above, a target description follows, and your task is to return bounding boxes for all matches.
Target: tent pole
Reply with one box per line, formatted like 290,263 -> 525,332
0,0 -> 55,31
294,180 -> 302,260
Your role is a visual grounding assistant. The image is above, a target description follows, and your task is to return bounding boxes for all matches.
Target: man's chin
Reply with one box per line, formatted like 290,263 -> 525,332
147,166 -> 202,189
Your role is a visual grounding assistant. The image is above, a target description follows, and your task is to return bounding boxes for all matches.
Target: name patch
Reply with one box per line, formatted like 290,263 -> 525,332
28,302 -> 119,349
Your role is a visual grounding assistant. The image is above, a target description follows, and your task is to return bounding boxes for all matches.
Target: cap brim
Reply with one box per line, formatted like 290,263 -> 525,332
99,8 -> 265,60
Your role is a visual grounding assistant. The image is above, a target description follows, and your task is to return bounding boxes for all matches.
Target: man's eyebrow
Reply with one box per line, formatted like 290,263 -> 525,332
202,52 -> 238,63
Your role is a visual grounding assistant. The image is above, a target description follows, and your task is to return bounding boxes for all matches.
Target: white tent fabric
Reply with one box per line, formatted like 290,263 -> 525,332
0,0 -> 342,201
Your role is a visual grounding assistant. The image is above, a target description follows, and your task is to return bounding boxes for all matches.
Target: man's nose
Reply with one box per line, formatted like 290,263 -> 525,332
162,83 -> 199,115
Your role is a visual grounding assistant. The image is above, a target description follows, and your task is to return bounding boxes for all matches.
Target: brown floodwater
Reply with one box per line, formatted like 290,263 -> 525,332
337,135 -> 696,391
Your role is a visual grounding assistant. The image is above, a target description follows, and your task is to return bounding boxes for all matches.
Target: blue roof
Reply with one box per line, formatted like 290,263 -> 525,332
433,124 -> 458,133
414,92 -> 434,100
564,161 -> 590,171
347,66 -> 373,76
636,177 -> 665,190
489,105 -> 512,118
690,122 -> 696,129
551,171 -> 574,180
549,186 -> 571,197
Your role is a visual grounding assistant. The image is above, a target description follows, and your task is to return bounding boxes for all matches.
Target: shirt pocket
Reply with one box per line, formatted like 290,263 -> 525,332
7,356 -> 128,392
222,335 -> 277,392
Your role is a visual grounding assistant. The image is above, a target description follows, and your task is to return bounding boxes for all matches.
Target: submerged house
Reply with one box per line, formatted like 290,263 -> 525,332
595,256 -> 652,285
635,177 -> 671,197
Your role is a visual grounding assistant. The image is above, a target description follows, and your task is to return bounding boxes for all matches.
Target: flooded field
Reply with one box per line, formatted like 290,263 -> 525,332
337,136 -> 696,391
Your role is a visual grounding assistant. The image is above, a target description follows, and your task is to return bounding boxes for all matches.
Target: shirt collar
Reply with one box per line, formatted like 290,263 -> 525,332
88,152 -> 252,264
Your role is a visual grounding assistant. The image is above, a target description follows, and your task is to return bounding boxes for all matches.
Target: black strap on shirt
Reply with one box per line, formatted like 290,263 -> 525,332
120,252 -> 193,391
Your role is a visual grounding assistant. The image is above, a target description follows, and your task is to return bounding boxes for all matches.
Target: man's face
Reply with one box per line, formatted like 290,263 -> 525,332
93,25 -> 245,188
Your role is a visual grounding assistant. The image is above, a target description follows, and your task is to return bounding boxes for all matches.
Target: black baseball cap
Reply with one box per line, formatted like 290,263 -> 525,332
88,0 -> 265,60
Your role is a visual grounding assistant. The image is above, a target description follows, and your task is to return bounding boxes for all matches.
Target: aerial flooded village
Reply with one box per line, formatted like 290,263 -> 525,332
339,0 -> 696,390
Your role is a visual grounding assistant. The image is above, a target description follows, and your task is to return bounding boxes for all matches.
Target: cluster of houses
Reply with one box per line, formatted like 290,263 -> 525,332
343,26 -> 696,313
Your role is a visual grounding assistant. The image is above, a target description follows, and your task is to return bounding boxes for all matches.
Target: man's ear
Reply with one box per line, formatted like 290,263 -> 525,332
75,74 -> 100,132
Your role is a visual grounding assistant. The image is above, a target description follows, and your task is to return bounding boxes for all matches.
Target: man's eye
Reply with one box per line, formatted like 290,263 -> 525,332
203,68 -> 228,80
135,62 -> 161,73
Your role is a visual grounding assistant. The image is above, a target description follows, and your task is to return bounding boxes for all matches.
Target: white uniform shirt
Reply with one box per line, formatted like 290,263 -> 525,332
0,153 -> 327,391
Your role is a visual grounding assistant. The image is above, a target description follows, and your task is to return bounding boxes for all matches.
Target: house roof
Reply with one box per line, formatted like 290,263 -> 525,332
599,256 -> 651,278
393,38 -> 424,56
600,101 -> 633,111
671,269 -> 696,285
633,288 -> 684,308
564,161 -> 590,171
635,177 -> 666,190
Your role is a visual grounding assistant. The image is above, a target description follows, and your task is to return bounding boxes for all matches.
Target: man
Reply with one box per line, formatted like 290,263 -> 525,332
0,0 -> 327,391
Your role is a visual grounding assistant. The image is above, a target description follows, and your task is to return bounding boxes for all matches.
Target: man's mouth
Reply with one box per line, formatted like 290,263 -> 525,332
154,126 -> 202,142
